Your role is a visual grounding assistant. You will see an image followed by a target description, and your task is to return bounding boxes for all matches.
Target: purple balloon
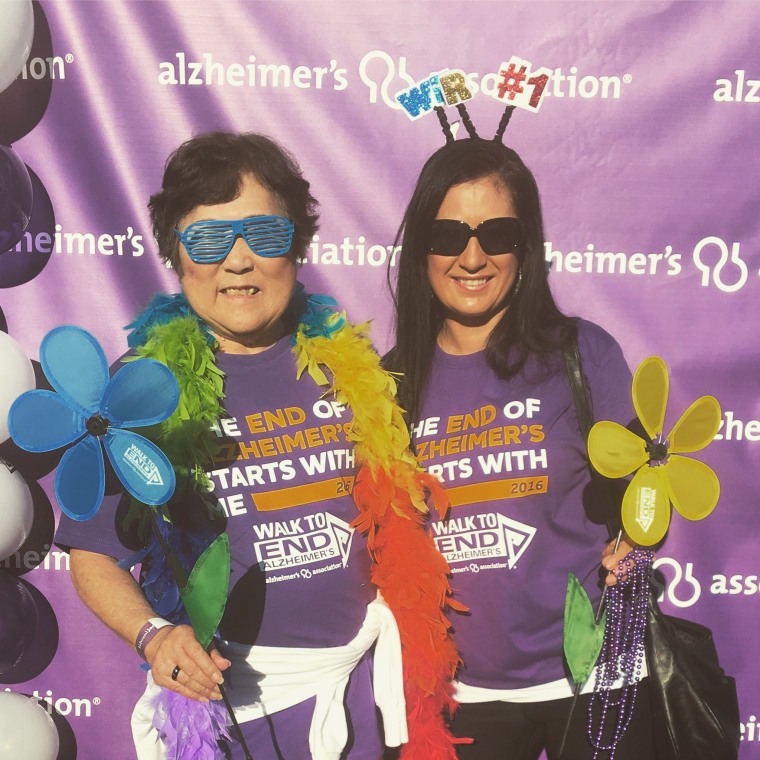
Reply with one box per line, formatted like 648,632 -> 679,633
0,145 -> 33,253
0,571 -> 38,674
0,166 -> 53,288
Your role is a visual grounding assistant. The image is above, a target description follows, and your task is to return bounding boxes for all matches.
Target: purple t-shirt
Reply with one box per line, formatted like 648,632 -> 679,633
412,320 -> 633,690
55,334 -> 381,758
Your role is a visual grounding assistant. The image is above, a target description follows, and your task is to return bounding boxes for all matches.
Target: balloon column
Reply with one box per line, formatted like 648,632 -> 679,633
0,6 -> 64,754
0,332 -> 39,680
1,0 -> 56,288
0,367 -> 58,742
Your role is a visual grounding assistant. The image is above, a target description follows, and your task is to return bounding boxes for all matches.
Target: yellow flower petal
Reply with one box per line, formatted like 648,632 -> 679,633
668,395 -> 721,453
621,465 -> 671,546
588,421 -> 647,478
666,454 -> 720,520
632,356 -> 668,439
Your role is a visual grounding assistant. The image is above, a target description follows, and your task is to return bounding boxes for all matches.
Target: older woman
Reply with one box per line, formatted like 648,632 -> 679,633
386,136 -> 655,759
55,132 -> 456,760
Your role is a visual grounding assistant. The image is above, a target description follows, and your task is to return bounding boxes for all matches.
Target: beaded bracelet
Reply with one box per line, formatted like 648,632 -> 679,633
135,617 -> 174,660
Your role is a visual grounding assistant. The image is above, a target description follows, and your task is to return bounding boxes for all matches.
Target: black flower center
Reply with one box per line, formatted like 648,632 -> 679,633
86,414 -> 110,437
646,438 -> 669,462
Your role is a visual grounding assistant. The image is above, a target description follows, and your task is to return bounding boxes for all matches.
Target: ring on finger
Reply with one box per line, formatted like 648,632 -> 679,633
171,665 -> 181,681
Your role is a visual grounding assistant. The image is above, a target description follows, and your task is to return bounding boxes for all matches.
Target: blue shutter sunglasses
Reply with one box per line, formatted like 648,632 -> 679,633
175,214 -> 295,264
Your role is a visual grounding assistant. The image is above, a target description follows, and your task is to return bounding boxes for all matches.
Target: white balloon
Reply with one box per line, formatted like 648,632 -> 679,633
0,0 -> 34,94
0,692 -> 59,759
0,331 -> 35,443
0,460 -> 33,560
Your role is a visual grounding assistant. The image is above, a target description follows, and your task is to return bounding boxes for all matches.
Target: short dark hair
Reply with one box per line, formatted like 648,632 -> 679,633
149,131 -> 319,270
387,138 -> 574,424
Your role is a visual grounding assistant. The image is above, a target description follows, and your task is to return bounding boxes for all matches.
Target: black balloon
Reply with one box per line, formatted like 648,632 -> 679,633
0,578 -> 58,683
0,571 -> 39,674
0,2 -> 54,145
0,166 -> 54,288
0,145 -> 33,253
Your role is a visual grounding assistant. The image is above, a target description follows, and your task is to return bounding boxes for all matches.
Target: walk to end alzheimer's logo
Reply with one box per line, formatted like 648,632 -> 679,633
255,512 -> 355,583
433,512 -> 536,572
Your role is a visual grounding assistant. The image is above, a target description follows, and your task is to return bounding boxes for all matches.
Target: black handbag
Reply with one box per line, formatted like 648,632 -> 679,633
646,591 -> 740,760
562,335 -> 741,760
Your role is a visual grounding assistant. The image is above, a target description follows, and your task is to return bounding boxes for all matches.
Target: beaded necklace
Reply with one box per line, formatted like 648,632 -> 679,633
587,548 -> 654,758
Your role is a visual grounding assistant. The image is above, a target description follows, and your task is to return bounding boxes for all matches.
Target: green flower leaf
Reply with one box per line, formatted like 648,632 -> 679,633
179,533 -> 230,649
563,573 -> 606,685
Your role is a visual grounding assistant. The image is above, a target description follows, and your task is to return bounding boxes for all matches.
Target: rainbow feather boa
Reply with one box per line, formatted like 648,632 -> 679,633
129,288 -> 462,758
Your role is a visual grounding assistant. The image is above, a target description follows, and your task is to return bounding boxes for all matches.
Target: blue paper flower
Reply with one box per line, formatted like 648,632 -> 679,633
8,326 -> 179,521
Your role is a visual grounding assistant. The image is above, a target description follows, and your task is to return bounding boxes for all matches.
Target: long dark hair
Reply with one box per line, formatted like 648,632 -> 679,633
387,138 -> 575,424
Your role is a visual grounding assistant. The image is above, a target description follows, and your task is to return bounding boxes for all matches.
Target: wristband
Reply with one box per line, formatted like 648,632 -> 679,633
135,617 -> 173,660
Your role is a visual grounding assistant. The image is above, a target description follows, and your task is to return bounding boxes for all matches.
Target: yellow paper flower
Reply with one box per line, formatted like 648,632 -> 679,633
587,356 -> 721,546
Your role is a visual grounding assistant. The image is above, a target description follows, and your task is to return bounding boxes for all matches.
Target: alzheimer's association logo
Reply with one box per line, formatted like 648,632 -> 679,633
652,557 -> 701,608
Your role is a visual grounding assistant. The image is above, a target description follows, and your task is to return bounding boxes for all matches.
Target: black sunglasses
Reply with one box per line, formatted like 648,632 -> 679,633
428,217 -> 523,258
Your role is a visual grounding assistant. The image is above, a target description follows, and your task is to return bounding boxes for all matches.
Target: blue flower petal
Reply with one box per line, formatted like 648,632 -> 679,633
102,359 -> 179,428
55,436 -> 106,521
9,390 -> 86,452
103,428 -> 176,506
41,326 -> 109,417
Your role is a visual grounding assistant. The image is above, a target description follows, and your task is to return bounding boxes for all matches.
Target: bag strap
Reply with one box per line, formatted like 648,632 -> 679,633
562,333 -> 622,538
562,336 -> 594,441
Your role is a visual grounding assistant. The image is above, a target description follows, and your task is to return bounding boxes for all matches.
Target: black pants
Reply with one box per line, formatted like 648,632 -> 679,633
450,679 -> 655,760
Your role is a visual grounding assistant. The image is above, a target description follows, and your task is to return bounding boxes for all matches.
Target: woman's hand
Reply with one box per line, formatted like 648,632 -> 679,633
145,624 -> 230,702
69,550 -> 231,702
601,534 -> 641,587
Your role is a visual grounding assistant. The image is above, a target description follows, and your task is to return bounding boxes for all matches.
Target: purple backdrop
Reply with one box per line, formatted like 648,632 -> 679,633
1,2 -> 758,758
